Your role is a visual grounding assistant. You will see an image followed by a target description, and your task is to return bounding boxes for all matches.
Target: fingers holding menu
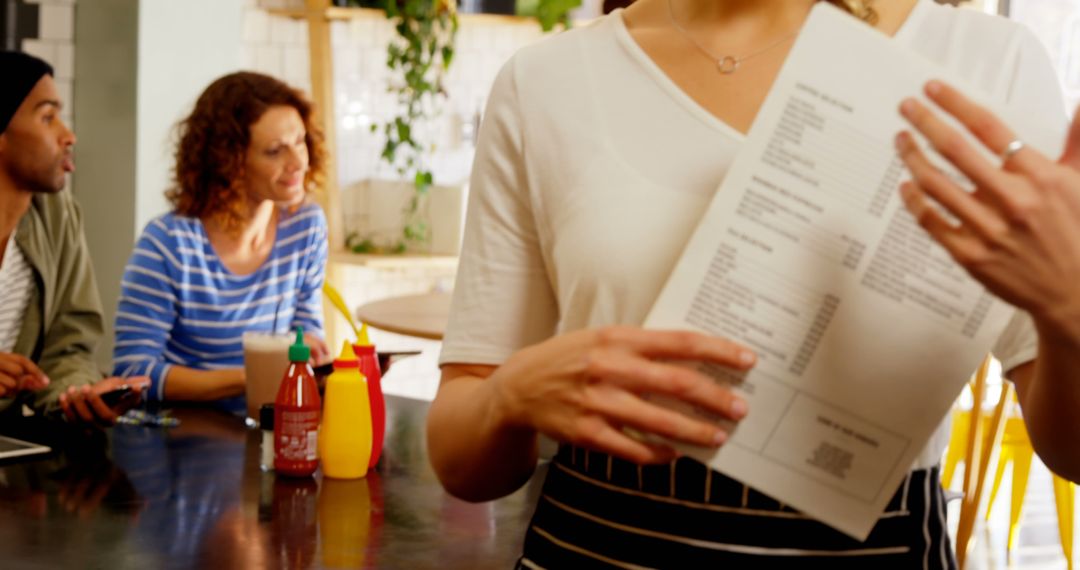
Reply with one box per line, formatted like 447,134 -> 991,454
491,326 -> 755,465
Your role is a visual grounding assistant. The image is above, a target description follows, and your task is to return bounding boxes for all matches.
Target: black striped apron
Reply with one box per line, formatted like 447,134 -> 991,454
517,445 -> 956,569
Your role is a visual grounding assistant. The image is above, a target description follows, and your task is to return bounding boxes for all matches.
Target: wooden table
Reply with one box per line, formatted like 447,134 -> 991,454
355,292 -> 452,341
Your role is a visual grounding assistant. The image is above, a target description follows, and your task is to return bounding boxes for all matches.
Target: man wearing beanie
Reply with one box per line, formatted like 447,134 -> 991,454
0,51 -> 147,426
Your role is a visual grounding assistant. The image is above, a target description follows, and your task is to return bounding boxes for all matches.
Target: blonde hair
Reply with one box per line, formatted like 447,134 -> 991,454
825,0 -> 877,24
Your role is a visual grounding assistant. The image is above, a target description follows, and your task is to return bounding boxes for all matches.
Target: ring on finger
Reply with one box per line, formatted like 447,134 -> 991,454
1000,139 -> 1025,163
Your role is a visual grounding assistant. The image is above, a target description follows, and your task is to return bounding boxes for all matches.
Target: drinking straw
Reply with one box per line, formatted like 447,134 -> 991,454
271,298 -> 282,334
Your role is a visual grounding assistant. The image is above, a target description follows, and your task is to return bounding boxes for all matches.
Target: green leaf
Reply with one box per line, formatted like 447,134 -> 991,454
414,170 -> 434,190
536,0 -> 581,31
376,0 -> 459,247
516,0 -> 539,17
351,239 -> 377,254
395,117 -> 411,141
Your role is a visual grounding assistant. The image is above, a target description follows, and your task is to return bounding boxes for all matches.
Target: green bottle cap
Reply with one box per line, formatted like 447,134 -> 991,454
288,327 -> 310,362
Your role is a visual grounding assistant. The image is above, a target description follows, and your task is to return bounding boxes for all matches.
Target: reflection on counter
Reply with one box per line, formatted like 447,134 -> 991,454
0,396 -> 544,569
319,476 -> 375,567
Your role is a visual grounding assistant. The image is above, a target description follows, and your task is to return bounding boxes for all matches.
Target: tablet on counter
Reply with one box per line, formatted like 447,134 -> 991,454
0,434 -> 50,461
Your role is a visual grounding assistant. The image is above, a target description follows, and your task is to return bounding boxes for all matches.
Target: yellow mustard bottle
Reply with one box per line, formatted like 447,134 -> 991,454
319,342 -> 372,479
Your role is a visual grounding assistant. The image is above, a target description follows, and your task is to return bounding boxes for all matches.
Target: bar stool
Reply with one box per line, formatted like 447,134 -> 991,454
954,356 -> 1011,568
942,384 -> 991,491
983,393 -> 1074,570
945,355 -> 1074,569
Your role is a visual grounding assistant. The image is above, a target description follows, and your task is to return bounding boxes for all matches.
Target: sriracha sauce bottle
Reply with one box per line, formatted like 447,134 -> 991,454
274,328 -> 321,477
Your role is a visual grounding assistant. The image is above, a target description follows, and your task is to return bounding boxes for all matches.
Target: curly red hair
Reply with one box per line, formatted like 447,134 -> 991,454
167,72 -> 326,234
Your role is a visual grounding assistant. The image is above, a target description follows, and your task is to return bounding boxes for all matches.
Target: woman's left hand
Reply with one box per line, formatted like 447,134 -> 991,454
304,333 -> 331,365
895,80 -> 1080,342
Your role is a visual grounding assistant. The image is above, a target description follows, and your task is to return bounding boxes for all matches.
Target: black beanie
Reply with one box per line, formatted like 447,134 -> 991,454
1,51 -> 54,134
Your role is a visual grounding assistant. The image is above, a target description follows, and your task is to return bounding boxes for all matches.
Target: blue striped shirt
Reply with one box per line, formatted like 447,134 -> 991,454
112,203 -> 328,414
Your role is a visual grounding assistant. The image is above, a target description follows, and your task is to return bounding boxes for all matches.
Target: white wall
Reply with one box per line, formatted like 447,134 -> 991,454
135,0 -> 245,234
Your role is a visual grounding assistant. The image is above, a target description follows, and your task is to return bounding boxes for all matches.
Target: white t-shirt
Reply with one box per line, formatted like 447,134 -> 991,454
441,0 -> 1068,469
0,236 -> 34,353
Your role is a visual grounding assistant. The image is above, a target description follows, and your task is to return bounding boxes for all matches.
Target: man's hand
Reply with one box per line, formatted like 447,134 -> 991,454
0,353 -> 50,397
59,376 -> 150,427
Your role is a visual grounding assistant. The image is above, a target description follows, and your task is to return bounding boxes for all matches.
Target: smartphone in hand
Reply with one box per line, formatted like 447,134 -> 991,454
99,386 -> 137,408
46,384 -> 141,422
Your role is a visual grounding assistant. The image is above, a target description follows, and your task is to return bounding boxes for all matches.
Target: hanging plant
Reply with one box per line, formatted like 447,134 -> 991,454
350,0 -> 459,253
345,0 -> 579,253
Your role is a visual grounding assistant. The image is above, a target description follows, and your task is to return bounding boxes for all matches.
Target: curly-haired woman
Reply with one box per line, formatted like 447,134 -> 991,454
430,0 -> 1072,567
111,72 -> 330,414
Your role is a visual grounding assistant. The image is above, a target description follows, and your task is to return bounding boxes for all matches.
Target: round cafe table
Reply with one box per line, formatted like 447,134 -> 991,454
355,291 -> 452,341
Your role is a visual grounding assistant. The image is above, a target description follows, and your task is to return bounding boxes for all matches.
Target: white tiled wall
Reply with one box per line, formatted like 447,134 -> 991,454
331,15 -> 543,190
21,0 -> 77,130
242,6 -> 312,92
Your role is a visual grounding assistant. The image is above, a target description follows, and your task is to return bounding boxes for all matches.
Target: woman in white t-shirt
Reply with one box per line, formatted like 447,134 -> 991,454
430,0 -> 1077,567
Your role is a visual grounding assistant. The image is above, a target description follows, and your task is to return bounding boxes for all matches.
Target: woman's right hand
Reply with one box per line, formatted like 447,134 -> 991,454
486,326 -> 756,465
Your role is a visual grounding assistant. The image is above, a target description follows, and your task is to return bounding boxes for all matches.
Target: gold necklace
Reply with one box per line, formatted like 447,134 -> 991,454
666,0 -> 801,74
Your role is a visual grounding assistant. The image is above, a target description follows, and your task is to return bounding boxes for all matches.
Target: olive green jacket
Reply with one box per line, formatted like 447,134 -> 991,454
1,191 -> 104,415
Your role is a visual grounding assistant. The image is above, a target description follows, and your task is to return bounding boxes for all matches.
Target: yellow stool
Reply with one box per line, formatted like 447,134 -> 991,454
942,395 -> 992,490
944,361 -> 1075,570
1054,477 -> 1075,570
983,400 -> 1074,570
953,357 -> 1012,569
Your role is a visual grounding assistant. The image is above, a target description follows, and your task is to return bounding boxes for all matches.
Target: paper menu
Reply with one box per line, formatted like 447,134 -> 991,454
642,4 -> 1063,539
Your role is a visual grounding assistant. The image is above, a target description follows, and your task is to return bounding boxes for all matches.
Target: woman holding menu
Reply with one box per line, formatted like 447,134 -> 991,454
429,0 -> 1076,567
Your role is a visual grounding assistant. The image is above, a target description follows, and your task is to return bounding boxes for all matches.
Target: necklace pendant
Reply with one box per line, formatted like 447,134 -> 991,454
717,56 -> 739,74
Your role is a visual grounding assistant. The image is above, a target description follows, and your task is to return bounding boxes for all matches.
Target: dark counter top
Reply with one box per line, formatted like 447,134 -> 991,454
0,396 -> 545,569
